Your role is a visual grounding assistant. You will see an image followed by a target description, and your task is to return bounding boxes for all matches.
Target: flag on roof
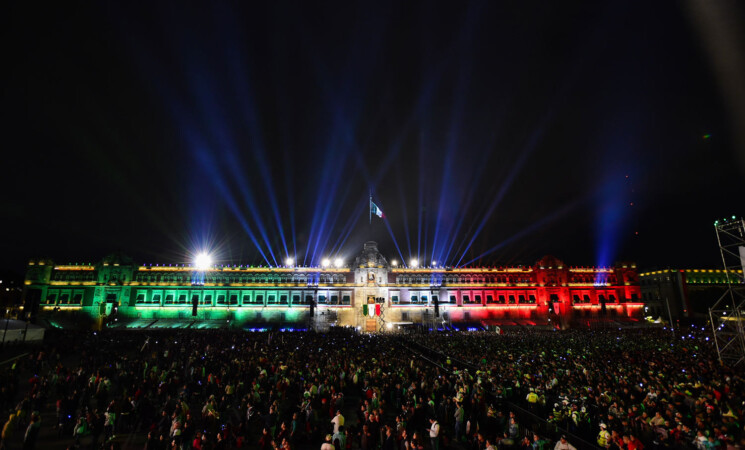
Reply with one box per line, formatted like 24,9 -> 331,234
370,201 -> 384,219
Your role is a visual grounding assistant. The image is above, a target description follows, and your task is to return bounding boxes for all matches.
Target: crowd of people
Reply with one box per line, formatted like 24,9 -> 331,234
418,326 -> 743,448
0,325 -> 742,450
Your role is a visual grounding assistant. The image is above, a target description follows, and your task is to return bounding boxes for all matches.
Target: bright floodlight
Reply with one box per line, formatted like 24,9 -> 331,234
321,258 -> 330,268
432,261 -> 437,267
285,257 -> 294,267
410,259 -> 419,268
334,258 -> 344,268
194,253 -> 212,271
391,260 -> 398,267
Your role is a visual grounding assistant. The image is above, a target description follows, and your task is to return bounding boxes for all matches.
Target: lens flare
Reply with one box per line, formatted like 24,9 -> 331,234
194,253 -> 213,271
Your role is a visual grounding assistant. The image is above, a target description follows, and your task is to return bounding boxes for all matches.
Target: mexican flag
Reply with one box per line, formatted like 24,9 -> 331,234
370,201 -> 384,219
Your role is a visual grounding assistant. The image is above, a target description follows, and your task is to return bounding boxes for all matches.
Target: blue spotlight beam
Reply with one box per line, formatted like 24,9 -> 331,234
213,7 -> 291,260
329,200 -> 367,257
105,8 -> 283,266
594,167 -> 636,270
395,167 -> 414,261
305,131 -> 353,265
181,76 -> 280,266
313,186 -> 363,265
454,109 -> 556,268
416,157 -> 423,263
368,73 -> 442,189
171,46 -> 281,266
303,152 -> 338,265
149,71 -> 276,267
293,10 -> 454,266
459,199 -> 583,267
429,1 -> 484,267
226,70 -> 290,261
450,5 -> 596,267
294,10 -> 393,266
220,149 -> 280,266
285,175 -> 298,263
383,216 -> 407,269
186,78 -> 280,266
190,141 -> 272,266
310,154 -> 353,263
271,35 -> 299,263
438,130 -> 502,265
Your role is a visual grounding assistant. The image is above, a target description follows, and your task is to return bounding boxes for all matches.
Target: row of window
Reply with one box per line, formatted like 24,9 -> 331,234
391,293 -> 539,305
53,272 -> 96,282
134,273 -> 347,284
572,293 -> 622,304
570,275 -> 609,284
644,277 -> 734,286
397,310 -> 544,321
41,288 -> 633,307
394,276 -> 619,286
396,276 -> 534,285
134,290 -> 352,306
390,292 -> 628,305
43,289 -> 85,305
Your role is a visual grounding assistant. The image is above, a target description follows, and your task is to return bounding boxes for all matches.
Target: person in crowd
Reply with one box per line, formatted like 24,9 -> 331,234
598,423 -> 611,448
429,416 -> 440,450
320,433 -> 334,450
331,410 -> 344,435
22,412 -> 40,450
554,435 -> 576,450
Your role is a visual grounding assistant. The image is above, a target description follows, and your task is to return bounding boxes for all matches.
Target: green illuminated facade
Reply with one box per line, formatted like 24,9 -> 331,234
23,251 -> 353,329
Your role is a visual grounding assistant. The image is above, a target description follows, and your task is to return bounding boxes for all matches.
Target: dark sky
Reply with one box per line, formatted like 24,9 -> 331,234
3,1 -> 744,273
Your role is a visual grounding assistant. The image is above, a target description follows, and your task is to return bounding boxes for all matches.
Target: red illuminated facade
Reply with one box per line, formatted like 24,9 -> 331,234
384,255 -> 643,328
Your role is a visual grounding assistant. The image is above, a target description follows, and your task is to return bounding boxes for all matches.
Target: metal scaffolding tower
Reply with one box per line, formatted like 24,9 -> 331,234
377,302 -> 387,332
709,217 -> 745,366
422,308 -> 439,330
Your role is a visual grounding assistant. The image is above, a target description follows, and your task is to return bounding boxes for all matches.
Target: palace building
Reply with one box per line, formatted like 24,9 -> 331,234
22,241 -> 643,331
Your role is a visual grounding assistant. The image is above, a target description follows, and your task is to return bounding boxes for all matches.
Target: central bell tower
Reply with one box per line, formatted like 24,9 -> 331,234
353,241 -> 390,331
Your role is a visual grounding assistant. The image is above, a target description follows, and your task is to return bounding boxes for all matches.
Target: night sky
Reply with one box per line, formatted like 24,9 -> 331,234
4,1 -> 744,273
